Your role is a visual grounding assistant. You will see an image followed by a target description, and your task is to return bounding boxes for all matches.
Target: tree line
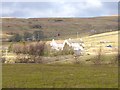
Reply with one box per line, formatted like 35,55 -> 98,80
9,30 -> 44,42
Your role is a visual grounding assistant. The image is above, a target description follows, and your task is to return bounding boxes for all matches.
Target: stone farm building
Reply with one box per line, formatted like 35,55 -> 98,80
50,38 -> 85,55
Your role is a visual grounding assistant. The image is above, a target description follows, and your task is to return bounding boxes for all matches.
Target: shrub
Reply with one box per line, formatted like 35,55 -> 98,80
43,44 -> 51,56
1,58 -> 6,63
73,56 -> 80,64
33,31 -> 44,41
62,43 -> 74,55
23,32 -> 32,41
8,42 -> 14,52
9,34 -> 22,42
93,46 -> 103,65
12,44 -> 22,54
28,42 -> 45,56
12,41 -> 46,63
12,41 -> 45,56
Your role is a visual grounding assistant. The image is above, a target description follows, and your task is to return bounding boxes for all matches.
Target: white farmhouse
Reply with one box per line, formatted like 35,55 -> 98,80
50,39 -> 64,51
50,38 -> 85,55
64,38 -> 85,55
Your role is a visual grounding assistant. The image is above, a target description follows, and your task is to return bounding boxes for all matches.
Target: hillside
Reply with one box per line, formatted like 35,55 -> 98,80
1,31 -> 118,64
1,16 -> 118,39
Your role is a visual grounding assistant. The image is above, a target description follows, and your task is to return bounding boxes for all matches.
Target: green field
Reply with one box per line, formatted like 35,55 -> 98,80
2,64 -> 118,88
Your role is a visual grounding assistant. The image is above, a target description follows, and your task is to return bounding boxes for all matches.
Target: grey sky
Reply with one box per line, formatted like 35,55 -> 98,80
1,1 -> 118,18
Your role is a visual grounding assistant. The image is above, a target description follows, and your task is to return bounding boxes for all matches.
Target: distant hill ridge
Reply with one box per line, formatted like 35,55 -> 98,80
1,16 -> 118,39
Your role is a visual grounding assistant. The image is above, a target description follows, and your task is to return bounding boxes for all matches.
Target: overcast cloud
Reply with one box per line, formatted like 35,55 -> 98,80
1,0 -> 118,18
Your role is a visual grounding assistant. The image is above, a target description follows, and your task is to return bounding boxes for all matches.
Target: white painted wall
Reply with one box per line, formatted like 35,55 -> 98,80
50,39 -> 85,53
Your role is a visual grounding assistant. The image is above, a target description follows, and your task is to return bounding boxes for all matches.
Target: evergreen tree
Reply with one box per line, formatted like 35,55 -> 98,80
33,31 -> 44,41
23,32 -> 32,41
10,34 -> 22,42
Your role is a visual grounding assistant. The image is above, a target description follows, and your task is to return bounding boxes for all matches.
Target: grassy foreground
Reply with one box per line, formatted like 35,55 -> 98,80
2,64 -> 118,88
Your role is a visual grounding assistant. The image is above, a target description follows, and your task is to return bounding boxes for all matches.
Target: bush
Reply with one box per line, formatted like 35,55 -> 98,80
33,31 -> 44,41
62,43 -> 74,55
1,58 -> 6,63
28,42 -> 45,56
13,41 -> 45,56
23,32 -> 32,41
93,46 -> 103,65
12,41 -> 46,63
43,44 -> 51,56
8,42 -> 13,52
9,34 -> 22,42
12,44 -> 22,54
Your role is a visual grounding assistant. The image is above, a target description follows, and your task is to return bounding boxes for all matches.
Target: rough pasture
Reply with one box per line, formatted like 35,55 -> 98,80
2,64 -> 118,88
